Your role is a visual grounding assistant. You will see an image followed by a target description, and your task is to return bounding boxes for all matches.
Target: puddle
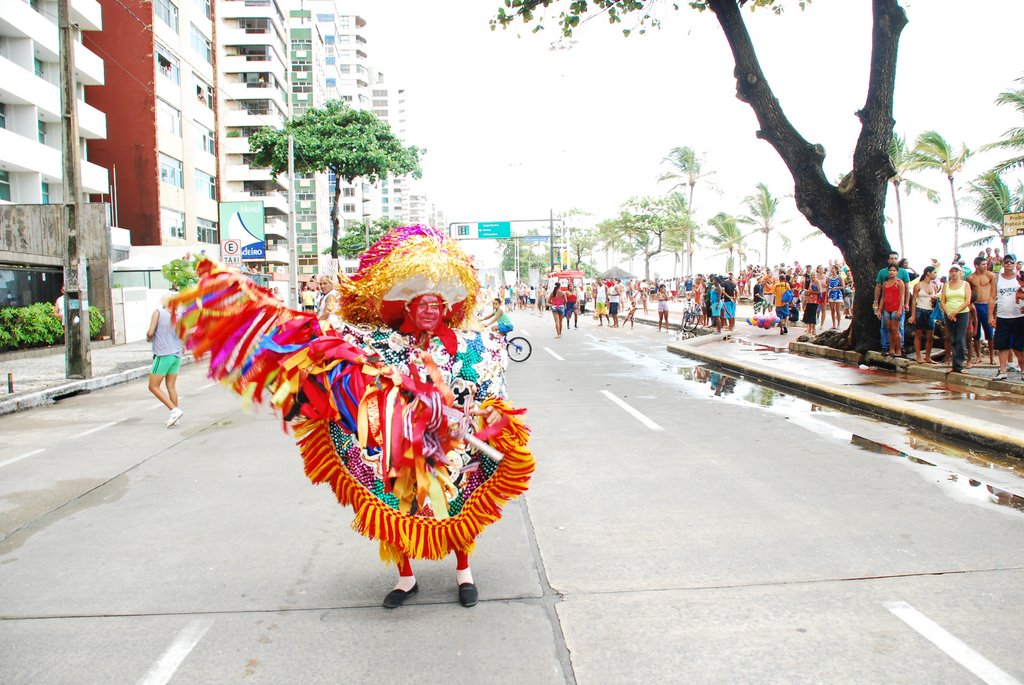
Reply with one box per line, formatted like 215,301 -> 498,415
849,434 -> 1024,513
675,365 -> 833,412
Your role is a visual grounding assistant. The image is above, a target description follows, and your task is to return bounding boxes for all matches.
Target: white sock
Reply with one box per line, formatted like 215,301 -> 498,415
456,567 -> 473,586
393,575 -> 416,592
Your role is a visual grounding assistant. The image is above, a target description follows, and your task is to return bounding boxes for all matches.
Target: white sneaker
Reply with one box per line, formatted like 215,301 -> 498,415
166,407 -> 184,427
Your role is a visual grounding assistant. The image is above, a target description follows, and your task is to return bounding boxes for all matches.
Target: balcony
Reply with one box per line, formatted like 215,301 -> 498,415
218,27 -> 285,51
223,82 -> 286,111
0,128 -> 107,194
221,107 -> 285,130
73,41 -> 104,86
265,217 -> 287,239
263,247 -> 289,265
219,0 -> 286,27
72,0 -> 103,31
222,135 -> 252,155
78,100 -> 107,139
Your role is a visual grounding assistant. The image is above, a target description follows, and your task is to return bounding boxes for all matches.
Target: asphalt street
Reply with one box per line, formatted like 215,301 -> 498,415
1,307 -> 1023,684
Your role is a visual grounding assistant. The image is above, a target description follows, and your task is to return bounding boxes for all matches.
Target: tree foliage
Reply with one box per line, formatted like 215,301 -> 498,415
954,173 -> 1024,253
329,218 -> 403,259
887,133 -> 939,257
982,76 -> 1024,174
907,130 -> 971,260
248,101 -> 422,258
737,182 -> 789,267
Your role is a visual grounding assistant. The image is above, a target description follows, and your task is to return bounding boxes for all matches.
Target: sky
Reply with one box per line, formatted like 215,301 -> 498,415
351,0 -> 1024,276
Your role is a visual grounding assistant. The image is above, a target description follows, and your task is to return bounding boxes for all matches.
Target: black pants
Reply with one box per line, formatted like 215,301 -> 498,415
947,311 -> 969,371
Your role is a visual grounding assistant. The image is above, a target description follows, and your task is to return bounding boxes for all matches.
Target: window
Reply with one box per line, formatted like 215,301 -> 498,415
324,56 -> 335,65
194,74 -> 214,110
37,120 -> 46,144
161,207 -> 185,239
192,0 -> 211,20
194,122 -> 215,154
0,170 -> 10,202
342,187 -> 355,197
40,181 -> 50,204
157,99 -> 181,136
155,0 -> 178,31
197,218 -> 218,243
373,89 -> 387,97
239,17 -> 269,33
155,45 -> 180,84
0,103 -> 6,129
324,34 -> 335,45
316,12 -> 333,21
159,153 -> 183,187
191,25 -> 212,63
194,170 -> 215,200
342,203 -> 355,213
338,65 -> 350,74
324,78 -> 336,88
34,58 -> 44,78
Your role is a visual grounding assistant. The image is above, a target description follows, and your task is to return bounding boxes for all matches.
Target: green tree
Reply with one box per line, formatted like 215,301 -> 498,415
704,212 -> 751,273
663,191 -> 699,277
596,218 -> 628,273
954,173 -> 1024,253
658,147 -> 713,274
887,133 -> 940,257
161,258 -> 197,291
907,130 -> 972,259
982,77 -> 1024,174
617,196 -> 680,280
248,101 -> 422,259
569,225 -> 598,271
499,235 -> 552,279
494,0 -> 912,352
330,218 -> 402,258
738,182 -> 789,268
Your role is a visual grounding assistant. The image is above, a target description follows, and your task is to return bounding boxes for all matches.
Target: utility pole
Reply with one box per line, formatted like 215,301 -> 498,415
59,0 -> 90,378
549,208 -> 555,270
287,134 -> 298,309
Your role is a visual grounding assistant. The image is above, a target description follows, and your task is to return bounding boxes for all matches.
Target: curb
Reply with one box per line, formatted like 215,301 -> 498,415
666,338 -> 1024,459
0,354 -> 195,417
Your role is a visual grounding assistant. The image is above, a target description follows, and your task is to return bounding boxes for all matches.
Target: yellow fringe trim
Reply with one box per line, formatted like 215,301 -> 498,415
293,398 -> 534,563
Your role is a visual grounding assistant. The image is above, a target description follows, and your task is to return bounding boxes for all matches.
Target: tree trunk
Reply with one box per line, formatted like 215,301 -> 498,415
948,174 -> 960,258
330,173 -> 342,259
763,228 -> 769,267
892,179 -> 905,257
709,0 -> 907,352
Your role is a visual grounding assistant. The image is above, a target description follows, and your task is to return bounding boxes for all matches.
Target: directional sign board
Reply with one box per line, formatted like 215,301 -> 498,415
450,222 -> 511,240
521,235 -> 550,243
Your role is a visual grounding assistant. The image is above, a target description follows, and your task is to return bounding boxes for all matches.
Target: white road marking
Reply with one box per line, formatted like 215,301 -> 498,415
600,390 -> 664,431
0,448 -> 46,469
544,347 -> 565,361
136,619 -> 214,685
69,419 -> 126,440
197,382 -> 217,392
884,601 -> 1021,685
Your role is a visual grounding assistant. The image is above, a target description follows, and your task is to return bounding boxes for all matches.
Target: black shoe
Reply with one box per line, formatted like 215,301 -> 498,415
458,582 -> 478,608
382,583 -> 418,609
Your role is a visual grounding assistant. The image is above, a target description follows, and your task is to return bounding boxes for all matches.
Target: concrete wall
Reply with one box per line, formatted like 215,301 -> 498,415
0,203 -> 114,338
111,287 -> 169,344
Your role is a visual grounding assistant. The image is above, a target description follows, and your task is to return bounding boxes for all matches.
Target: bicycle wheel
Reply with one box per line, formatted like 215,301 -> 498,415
506,336 -> 532,362
682,310 -> 698,332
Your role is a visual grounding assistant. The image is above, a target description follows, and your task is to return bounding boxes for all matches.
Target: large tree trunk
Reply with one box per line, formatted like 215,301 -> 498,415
330,174 -> 342,259
709,0 -> 907,352
948,174 -> 960,258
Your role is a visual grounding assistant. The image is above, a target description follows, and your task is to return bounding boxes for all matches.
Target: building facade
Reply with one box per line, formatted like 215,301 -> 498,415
1,0 -> 108,206
85,0 -> 217,249
216,0 -> 291,270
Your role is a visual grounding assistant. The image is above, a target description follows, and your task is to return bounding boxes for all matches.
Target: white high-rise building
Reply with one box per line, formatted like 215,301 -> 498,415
216,0 -> 291,270
0,0 -> 108,204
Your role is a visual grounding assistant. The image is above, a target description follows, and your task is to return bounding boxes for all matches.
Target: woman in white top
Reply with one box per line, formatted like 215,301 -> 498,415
908,266 -> 940,364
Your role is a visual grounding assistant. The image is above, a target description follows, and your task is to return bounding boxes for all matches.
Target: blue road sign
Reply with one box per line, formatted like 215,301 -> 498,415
477,221 -> 511,239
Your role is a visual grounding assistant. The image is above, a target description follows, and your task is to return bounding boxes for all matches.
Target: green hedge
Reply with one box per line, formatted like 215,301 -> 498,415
0,303 -> 105,352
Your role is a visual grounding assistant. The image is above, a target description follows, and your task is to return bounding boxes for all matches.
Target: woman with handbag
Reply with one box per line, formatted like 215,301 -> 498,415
908,266 -> 940,364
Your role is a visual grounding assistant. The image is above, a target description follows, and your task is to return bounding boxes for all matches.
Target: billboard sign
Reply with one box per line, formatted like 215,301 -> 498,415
219,201 -> 265,260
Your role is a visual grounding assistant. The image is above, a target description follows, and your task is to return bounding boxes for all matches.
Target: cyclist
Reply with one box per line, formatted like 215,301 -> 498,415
480,297 -> 514,339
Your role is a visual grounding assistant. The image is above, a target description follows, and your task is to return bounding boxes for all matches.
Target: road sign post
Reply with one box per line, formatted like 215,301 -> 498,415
221,238 -> 242,267
1004,212 -> 1024,237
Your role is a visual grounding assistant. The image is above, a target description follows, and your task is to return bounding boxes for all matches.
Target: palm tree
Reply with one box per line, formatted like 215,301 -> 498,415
737,182 -> 790,268
664,191 -> 699,276
659,146 -> 715,274
888,133 -> 940,257
954,172 -> 1024,253
982,77 -> 1024,174
908,130 -> 972,258
704,212 -> 750,273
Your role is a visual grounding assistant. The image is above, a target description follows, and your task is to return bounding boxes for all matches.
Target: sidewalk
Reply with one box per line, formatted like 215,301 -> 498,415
0,341 -> 193,416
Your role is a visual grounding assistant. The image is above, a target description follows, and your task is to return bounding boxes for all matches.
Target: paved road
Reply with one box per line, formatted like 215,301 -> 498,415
1,308 -> 1023,684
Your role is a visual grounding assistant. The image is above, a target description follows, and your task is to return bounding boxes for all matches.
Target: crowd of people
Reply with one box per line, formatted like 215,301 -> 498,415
482,245 -> 1024,378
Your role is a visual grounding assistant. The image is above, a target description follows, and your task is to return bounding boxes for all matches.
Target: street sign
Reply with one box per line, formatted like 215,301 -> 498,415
1004,212 -> 1024,237
477,221 -> 511,239
221,238 -> 242,266
521,235 -> 550,243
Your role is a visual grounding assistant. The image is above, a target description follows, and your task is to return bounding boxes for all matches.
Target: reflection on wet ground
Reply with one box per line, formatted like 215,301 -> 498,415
674,362 -> 1023,514
850,434 -> 1024,513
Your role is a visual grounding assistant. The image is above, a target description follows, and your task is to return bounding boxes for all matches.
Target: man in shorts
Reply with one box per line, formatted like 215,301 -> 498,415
595,280 -> 609,326
147,299 -> 184,427
991,254 -> 1024,380
967,256 -> 997,365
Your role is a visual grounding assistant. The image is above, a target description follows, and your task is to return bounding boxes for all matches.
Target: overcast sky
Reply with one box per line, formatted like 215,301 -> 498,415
352,0 -> 1024,275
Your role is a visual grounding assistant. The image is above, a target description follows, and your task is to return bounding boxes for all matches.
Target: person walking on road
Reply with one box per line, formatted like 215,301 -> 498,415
564,285 -> 579,330
549,282 -> 566,338
146,298 -> 184,427
608,279 -> 622,328
908,266 -> 940,364
991,254 -> 1024,381
595,280 -> 609,326
940,264 -> 972,374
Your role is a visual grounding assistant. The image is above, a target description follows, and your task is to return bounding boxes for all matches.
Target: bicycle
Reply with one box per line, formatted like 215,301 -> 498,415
680,300 -> 702,332
504,334 -> 532,362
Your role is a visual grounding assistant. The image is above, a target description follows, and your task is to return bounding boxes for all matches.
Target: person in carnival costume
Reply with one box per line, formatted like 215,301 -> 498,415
170,225 -> 534,609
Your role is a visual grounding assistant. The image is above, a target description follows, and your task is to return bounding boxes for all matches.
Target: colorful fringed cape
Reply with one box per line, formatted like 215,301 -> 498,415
171,261 -> 534,563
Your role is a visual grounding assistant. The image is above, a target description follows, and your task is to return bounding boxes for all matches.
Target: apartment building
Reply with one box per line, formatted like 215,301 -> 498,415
1,0 -> 108,206
86,0 -> 217,248
216,0 -> 291,269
